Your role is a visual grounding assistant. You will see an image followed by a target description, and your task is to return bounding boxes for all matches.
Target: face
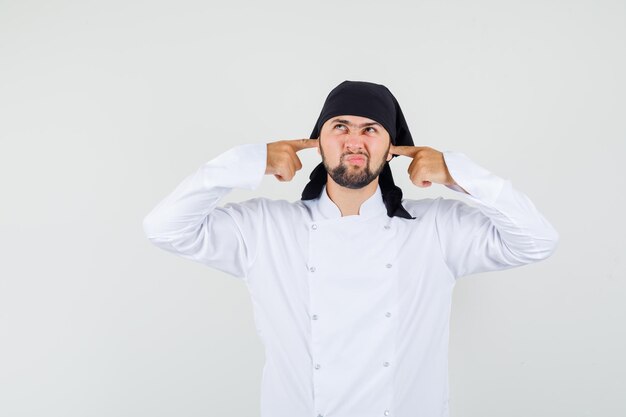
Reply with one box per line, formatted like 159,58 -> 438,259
318,114 -> 393,189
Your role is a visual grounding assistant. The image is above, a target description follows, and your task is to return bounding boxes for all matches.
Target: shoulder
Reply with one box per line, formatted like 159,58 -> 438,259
222,196 -> 310,219
400,195 -> 477,220
399,196 -> 440,219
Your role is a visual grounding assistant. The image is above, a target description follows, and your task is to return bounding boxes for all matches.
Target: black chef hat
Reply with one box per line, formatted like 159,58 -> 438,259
301,80 -> 416,220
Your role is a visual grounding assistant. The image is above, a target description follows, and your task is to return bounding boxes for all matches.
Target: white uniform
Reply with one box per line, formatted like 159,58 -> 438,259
143,143 -> 559,417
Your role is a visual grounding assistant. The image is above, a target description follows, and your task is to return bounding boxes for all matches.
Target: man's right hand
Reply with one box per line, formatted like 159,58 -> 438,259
266,139 -> 319,182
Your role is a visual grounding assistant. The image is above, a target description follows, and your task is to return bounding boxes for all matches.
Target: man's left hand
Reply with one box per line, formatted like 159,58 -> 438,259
389,145 -> 466,192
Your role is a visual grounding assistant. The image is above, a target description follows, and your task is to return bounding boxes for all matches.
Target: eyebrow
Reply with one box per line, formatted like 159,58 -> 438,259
330,118 -> 381,128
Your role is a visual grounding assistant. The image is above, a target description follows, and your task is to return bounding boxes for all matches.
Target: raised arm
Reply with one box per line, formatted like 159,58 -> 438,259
142,139 -> 318,280
142,143 -> 267,279
391,145 -> 559,280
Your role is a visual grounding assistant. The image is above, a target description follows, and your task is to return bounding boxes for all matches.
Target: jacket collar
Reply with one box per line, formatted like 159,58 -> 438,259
317,183 -> 387,220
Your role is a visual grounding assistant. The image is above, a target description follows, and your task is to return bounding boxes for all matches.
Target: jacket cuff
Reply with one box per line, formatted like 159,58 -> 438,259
199,142 -> 267,190
442,150 -> 506,206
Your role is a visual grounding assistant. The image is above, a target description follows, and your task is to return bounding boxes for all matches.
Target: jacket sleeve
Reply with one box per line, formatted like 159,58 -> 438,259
435,150 -> 560,280
142,143 -> 267,280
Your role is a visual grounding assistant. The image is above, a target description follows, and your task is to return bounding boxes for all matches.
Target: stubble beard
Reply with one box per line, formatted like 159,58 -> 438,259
320,144 -> 389,189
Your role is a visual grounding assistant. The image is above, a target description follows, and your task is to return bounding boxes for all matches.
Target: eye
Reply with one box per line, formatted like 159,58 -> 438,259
365,127 -> 377,133
333,123 -> 346,130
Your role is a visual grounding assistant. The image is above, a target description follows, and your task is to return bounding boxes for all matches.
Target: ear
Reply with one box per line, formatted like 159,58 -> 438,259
386,137 -> 393,162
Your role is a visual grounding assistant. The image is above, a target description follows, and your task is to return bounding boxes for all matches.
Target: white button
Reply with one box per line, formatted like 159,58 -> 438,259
385,312 -> 392,318
384,410 -> 390,416
312,314 -> 318,320
317,414 -> 323,417
384,225 -> 390,230
312,224 -> 318,230
385,263 -> 392,268
315,363 -> 321,370
309,266 -> 316,272
383,361 -> 390,367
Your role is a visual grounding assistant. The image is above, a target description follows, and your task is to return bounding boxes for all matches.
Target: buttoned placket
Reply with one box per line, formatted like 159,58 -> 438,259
309,222 -> 321,393
308,220 -> 398,417
381,222 -> 395,417
308,221 -> 321,416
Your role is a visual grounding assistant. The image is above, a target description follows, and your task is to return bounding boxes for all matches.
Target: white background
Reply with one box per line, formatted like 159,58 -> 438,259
1,0 -> 624,416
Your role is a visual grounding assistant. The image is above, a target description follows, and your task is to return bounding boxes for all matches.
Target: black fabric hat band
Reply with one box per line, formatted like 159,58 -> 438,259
301,80 -> 416,220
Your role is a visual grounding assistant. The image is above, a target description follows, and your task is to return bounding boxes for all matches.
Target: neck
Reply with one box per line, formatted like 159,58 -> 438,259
325,176 -> 379,216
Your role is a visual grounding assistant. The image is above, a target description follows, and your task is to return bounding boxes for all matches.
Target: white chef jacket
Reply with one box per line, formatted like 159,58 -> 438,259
142,143 -> 559,417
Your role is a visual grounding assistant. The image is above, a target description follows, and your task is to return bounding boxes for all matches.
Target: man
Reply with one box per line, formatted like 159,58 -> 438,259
143,80 -> 559,417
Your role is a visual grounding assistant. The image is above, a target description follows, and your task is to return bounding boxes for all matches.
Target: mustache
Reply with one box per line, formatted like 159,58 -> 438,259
341,152 -> 368,159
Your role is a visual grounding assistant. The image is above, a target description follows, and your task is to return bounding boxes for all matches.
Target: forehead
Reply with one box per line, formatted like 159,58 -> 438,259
323,114 -> 380,127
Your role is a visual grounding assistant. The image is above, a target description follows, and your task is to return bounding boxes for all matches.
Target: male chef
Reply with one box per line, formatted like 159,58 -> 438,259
143,80 -> 559,417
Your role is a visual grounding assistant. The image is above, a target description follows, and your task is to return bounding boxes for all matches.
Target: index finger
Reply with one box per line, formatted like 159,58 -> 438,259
390,145 -> 423,158
289,138 -> 319,152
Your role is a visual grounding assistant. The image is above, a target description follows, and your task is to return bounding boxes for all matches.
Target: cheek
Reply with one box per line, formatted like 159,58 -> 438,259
367,139 -> 388,155
321,139 -> 340,153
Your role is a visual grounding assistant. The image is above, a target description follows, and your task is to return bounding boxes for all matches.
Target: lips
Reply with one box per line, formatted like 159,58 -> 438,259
345,155 -> 366,163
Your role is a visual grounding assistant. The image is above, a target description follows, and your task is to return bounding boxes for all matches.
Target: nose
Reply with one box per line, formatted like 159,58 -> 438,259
344,132 -> 365,152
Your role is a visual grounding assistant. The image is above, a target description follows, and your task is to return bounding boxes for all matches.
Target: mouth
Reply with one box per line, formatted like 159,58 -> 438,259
345,155 -> 367,165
